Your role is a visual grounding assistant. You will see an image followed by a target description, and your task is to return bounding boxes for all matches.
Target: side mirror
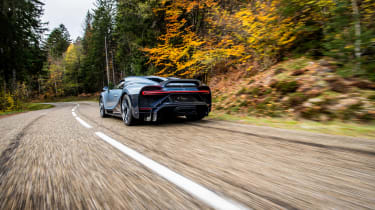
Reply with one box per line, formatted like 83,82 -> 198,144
103,86 -> 109,91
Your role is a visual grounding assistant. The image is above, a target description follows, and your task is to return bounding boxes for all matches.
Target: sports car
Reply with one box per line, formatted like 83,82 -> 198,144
99,76 -> 211,125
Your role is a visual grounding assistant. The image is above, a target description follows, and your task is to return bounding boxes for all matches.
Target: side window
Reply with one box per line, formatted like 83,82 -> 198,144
124,80 -> 132,86
116,81 -> 125,89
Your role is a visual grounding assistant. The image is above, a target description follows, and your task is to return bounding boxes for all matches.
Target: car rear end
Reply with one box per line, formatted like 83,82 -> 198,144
138,79 -> 211,121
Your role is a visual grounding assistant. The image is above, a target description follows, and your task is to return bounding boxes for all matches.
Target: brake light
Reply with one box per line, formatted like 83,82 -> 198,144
142,90 -> 167,95
142,90 -> 210,95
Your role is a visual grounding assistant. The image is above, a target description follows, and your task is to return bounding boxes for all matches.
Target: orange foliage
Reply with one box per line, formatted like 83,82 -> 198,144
144,0 -> 322,77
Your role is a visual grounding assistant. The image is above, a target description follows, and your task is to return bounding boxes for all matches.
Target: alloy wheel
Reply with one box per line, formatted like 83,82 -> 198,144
122,99 -> 129,124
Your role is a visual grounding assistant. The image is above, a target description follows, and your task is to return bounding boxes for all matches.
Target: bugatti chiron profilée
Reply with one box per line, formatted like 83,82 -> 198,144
99,76 -> 211,125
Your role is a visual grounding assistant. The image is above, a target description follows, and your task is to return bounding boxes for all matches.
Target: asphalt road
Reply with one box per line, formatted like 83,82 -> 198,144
0,102 -> 374,209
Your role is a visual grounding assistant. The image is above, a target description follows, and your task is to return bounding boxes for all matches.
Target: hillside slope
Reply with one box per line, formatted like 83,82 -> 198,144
209,58 -> 375,122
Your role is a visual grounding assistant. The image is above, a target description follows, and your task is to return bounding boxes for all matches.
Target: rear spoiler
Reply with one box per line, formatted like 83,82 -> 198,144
161,79 -> 201,87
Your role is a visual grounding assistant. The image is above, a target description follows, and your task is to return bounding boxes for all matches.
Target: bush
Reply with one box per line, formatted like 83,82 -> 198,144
0,92 -> 24,113
231,106 -> 240,112
248,87 -> 260,95
286,92 -> 308,106
368,94 -> 375,101
237,87 -> 248,95
239,100 -> 248,107
336,104 -> 363,120
273,81 -> 299,94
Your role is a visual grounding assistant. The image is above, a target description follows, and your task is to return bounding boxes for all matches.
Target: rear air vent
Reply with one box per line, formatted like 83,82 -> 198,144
161,79 -> 201,87
165,82 -> 197,87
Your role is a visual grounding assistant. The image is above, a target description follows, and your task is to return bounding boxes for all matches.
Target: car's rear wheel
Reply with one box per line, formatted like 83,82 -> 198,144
121,95 -> 135,126
99,98 -> 108,118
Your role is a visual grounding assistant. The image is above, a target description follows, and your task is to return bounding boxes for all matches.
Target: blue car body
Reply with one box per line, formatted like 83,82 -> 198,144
99,76 -> 211,123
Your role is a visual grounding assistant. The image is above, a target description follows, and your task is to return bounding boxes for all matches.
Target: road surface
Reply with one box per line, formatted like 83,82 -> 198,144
0,102 -> 374,209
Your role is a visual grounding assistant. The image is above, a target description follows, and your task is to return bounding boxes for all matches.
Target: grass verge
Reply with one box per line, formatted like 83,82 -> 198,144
208,112 -> 375,139
33,95 -> 98,103
0,103 -> 55,116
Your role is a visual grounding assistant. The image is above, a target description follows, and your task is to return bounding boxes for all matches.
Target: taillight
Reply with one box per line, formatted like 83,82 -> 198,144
142,90 -> 167,95
141,85 -> 162,95
197,90 -> 210,94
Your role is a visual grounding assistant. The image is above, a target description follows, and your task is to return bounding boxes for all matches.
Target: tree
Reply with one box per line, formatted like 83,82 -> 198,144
64,42 -> 82,95
82,11 -> 93,54
114,0 -> 160,76
0,0 -> 46,92
46,24 -> 71,58
80,0 -> 116,92
143,0 -> 222,78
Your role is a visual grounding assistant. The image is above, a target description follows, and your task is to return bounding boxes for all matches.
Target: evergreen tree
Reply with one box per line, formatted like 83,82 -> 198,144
81,0 -> 115,92
46,24 -> 71,58
82,11 -> 93,55
114,0 -> 159,76
0,0 -> 46,91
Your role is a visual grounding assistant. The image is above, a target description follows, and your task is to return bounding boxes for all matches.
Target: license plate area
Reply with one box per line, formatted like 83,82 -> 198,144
171,95 -> 199,102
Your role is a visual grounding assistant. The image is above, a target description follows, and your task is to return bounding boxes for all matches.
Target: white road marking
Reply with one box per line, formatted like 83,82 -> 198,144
72,104 -> 79,111
72,104 -> 92,128
75,117 -> 92,129
95,131 -> 248,210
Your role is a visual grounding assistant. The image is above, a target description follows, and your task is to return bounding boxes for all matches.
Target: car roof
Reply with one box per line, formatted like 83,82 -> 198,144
123,76 -> 167,84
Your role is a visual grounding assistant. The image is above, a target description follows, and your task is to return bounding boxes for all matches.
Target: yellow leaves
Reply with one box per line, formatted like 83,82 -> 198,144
345,44 -> 354,49
145,0 -> 311,77
239,55 -> 252,62
64,43 -> 78,66
5,93 -> 15,112
361,0 -> 375,25
226,0 -> 302,68
143,0 -> 214,77
66,43 -> 75,54
246,65 -> 254,72
280,36 -> 296,46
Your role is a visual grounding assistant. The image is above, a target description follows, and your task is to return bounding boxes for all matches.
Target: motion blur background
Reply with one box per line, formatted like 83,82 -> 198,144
1,0 -> 375,135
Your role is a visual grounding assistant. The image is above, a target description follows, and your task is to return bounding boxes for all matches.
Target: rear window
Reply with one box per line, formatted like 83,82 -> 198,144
148,78 -> 165,83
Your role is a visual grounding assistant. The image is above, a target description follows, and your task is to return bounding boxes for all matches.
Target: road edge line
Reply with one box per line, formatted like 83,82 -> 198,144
95,131 -> 248,210
75,117 -> 92,128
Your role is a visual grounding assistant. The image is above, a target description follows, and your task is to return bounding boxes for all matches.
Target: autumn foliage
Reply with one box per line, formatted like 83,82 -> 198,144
143,0 -> 305,77
2,0 -> 375,103
142,0 -> 375,80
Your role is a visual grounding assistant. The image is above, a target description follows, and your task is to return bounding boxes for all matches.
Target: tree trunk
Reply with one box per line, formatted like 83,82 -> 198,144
3,80 -> 6,94
54,80 -> 57,97
76,55 -> 80,96
111,50 -> 116,84
38,75 -> 41,96
351,0 -> 361,71
12,69 -> 16,91
105,36 -> 110,86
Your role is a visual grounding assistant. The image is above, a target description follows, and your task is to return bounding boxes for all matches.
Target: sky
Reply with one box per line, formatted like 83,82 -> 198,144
41,0 -> 95,41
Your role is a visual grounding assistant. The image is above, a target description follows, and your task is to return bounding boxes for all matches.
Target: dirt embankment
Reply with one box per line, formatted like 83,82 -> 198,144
209,57 -> 375,122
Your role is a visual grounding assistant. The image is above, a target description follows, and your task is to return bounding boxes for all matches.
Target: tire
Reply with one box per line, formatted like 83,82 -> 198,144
186,112 -> 206,121
121,95 -> 136,126
99,98 -> 108,118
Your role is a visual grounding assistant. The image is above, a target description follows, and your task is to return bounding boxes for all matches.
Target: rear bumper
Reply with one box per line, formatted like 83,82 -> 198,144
140,101 -> 211,121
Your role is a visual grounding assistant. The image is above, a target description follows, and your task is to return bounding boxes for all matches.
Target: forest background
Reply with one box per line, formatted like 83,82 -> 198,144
1,0 -> 374,115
